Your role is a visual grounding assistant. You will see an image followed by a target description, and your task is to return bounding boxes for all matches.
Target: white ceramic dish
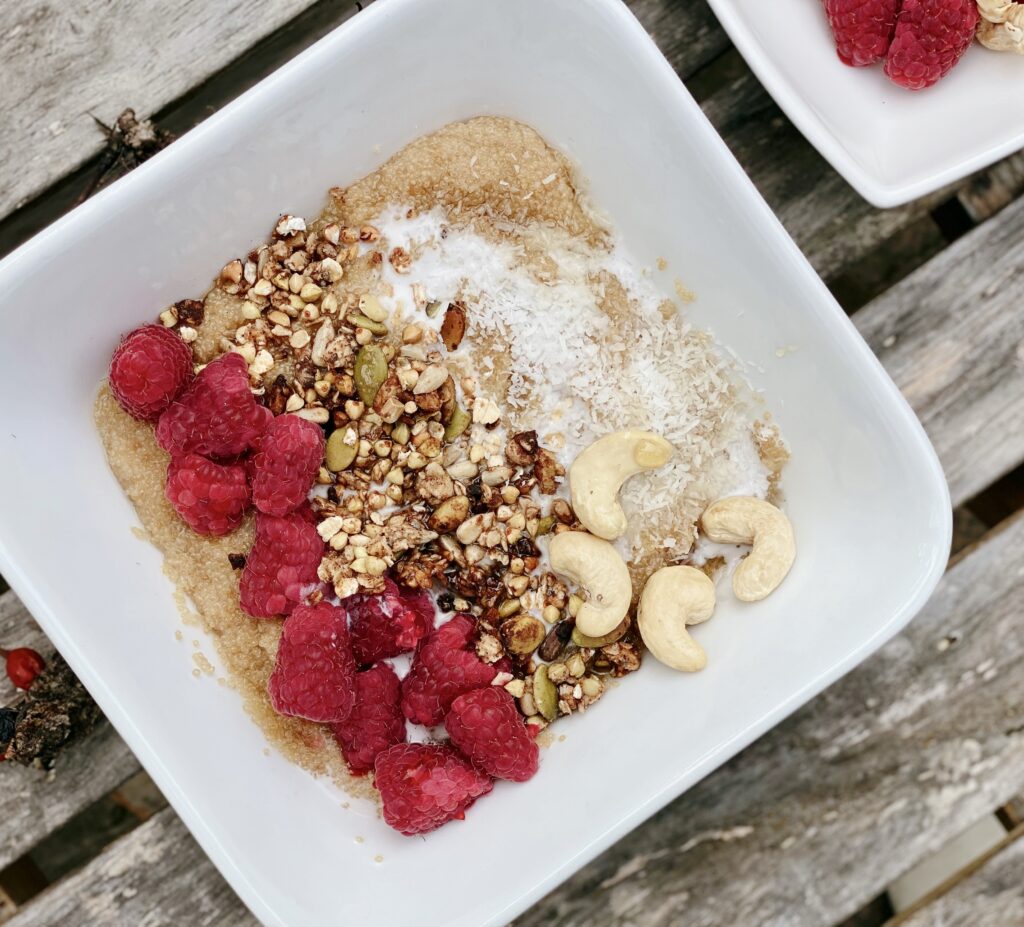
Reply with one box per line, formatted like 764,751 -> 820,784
0,0 -> 951,924
706,0 -> 1024,207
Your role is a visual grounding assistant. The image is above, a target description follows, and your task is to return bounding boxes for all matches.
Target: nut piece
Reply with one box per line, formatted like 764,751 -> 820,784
637,565 -> 715,672
501,616 -> 546,655
532,665 -> 558,721
572,617 -> 630,649
548,531 -> 632,638
569,430 -> 673,540
700,496 -> 795,602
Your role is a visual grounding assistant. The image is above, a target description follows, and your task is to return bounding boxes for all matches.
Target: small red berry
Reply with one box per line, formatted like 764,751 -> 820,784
884,0 -> 978,90
239,509 -> 324,618
165,453 -> 250,536
109,324 -> 194,421
374,742 -> 493,836
823,0 -> 901,67
251,414 -> 326,516
2,647 -> 45,690
332,664 -> 406,775
347,579 -> 435,665
445,687 -> 539,782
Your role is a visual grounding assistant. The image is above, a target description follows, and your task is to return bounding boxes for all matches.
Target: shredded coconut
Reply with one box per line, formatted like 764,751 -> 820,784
373,206 -> 774,562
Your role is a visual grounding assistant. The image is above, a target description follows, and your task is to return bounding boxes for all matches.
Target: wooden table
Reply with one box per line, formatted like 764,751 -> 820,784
2,2 -> 1023,924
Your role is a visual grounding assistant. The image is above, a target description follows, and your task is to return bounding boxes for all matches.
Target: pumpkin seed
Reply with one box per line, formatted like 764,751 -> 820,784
533,665 -> 558,721
502,614 -> 545,652
425,300 -> 446,318
325,428 -> 358,472
534,515 -> 557,537
349,312 -> 388,336
354,344 -> 388,405
444,405 -> 472,441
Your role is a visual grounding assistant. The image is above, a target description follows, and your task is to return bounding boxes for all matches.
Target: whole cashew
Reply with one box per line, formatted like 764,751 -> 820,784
976,0 -> 1024,52
700,496 -> 795,602
569,430 -> 674,540
638,566 -> 716,672
548,531 -> 632,637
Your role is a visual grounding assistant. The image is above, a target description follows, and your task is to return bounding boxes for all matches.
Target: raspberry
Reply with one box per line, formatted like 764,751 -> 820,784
401,615 -> 497,726
374,743 -> 493,836
823,0 -> 901,67
240,509 -> 323,617
332,664 -> 406,774
267,603 -> 355,722
165,453 -> 250,536
445,687 -> 539,782
347,579 -> 435,665
251,415 -> 326,516
156,352 -> 268,459
884,0 -> 978,90
1,647 -> 45,690
109,324 -> 193,421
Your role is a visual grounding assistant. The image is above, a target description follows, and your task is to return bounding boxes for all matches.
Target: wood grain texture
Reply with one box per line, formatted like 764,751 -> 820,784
855,190 -> 1024,506
0,591 -> 140,870
0,0 -> 321,219
896,828 -> 1024,927
512,511 -> 1024,927
626,0 -> 731,79
699,63 -> 944,282
3,807 -> 255,927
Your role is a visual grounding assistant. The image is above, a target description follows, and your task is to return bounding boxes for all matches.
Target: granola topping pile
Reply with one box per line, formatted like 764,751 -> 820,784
160,210 -> 640,730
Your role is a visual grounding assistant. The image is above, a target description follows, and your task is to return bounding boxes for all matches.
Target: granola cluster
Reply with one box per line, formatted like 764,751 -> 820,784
158,210 -> 642,733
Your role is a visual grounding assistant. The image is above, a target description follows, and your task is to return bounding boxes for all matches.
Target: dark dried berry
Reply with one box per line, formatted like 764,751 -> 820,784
266,375 -> 292,416
539,620 -> 573,661
0,707 -> 17,747
511,537 -> 538,559
174,299 -> 205,327
436,592 -> 455,613
326,485 -> 341,504
228,553 -> 247,570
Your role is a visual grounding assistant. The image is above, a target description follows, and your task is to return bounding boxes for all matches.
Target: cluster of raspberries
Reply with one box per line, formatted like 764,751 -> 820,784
823,0 -> 979,89
109,324 -> 539,836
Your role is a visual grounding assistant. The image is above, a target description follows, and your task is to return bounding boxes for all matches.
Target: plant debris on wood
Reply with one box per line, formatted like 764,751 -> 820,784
1,655 -> 101,769
79,108 -> 175,203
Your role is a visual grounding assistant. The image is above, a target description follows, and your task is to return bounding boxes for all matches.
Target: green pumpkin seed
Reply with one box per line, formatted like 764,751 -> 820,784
325,428 -> 358,472
533,665 -> 558,721
349,312 -> 388,335
425,300 -> 445,318
502,615 -> 545,653
534,515 -> 557,537
572,617 -> 629,648
444,405 -> 472,441
354,344 -> 388,405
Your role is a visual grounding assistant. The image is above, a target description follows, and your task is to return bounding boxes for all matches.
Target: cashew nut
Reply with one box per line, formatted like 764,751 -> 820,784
569,430 -> 673,540
637,566 -> 716,672
548,531 -> 632,637
976,0 -> 1024,52
700,496 -> 795,602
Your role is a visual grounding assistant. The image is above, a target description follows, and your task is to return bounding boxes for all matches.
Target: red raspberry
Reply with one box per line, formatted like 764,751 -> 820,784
1,647 -> 45,690
445,687 -> 539,782
347,579 -> 435,665
251,415 -> 326,516
109,324 -> 193,421
267,603 -> 356,722
884,0 -> 978,90
374,742 -> 493,836
332,664 -> 406,774
823,0 -> 901,67
240,509 -> 323,617
401,615 -> 497,726
156,353 -> 268,459
165,453 -> 250,536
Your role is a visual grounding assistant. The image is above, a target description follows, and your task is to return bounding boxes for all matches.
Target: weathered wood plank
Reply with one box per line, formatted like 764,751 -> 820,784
513,510 -> 1024,927
626,0 -> 731,80
0,591 -> 140,870
896,826 -> 1024,926
957,151 -> 1024,223
4,807 -> 255,927
700,61 -> 945,283
0,0 -> 323,220
855,190 -> 1024,506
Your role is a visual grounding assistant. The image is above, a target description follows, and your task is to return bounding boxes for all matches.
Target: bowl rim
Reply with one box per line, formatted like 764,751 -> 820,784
704,0 -> 1024,208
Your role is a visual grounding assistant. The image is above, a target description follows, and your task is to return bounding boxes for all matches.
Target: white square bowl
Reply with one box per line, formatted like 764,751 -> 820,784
707,0 -> 1024,207
0,1 -> 950,924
